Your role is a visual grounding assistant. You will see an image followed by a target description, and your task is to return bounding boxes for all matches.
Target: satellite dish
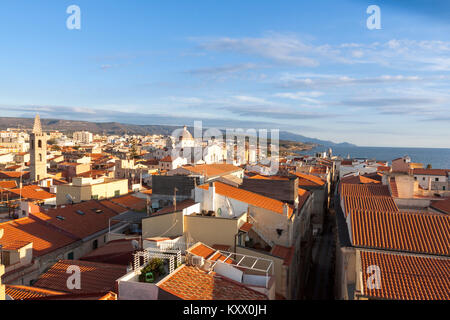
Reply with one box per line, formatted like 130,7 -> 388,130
131,240 -> 139,250
66,194 -> 74,204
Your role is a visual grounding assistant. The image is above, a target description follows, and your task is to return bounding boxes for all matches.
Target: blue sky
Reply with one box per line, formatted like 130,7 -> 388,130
0,0 -> 449,147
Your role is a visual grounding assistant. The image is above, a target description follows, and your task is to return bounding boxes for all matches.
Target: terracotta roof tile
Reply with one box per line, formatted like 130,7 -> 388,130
157,265 -> 267,300
298,188 -> 311,211
187,242 -> 216,259
431,197 -> 450,215
182,164 -> 242,178
0,171 -> 29,179
340,184 -> 391,197
0,218 -> 76,257
153,199 -> 196,215
351,210 -> 450,256
413,168 -> 449,176
360,250 -> 450,300
340,175 -> 381,185
291,172 -> 325,187
8,185 -> 55,200
239,222 -> 253,233
390,177 -> 399,198
0,181 -> 17,189
109,194 -> 147,211
271,245 -> 295,266
199,182 -> 293,217
30,200 -> 121,239
343,196 -> 398,217
34,260 -> 127,294
5,285 -> 65,300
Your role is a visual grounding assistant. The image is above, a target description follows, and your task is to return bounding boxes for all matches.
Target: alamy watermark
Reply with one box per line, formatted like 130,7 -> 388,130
66,5 -> 81,30
170,121 -> 280,175
366,5 -> 381,30
66,265 -> 81,290
366,265 -> 381,290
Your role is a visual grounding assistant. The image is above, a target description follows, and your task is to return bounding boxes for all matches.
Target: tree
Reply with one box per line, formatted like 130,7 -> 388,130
426,164 -> 432,169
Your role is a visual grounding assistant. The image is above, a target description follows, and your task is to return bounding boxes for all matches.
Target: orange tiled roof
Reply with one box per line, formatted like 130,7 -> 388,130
160,155 -> 172,162
182,164 -> 242,178
249,174 -> 289,180
187,242 -> 216,259
271,245 -> 295,266
310,166 -> 327,174
157,265 -> 267,300
153,199 -> 196,215
431,197 -> 450,215
239,222 -> 253,233
80,239 -> 137,265
0,180 -> 17,189
5,285 -> 64,300
413,168 -> 449,176
343,196 -> 398,217
359,250 -> 450,300
0,171 -> 29,179
340,175 -> 381,185
199,182 -> 293,217
187,242 -> 233,264
390,177 -> 399,198
0,218 -> 76,257
298,188 -> 311,210
291,172 -> 325,186
8,185 -> 55,200
109,194 -> 147,211
140,188 -> 152,195
340,183 -> 391,197
351,210 -> 450,256
30,200 -> 121,239
34,260 -> 127,294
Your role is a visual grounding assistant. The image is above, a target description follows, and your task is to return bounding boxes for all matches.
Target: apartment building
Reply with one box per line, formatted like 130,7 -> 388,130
56,177 -> 128,205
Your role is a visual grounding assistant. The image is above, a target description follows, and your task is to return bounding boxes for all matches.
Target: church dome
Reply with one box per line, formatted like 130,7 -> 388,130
180,126 -> 193,141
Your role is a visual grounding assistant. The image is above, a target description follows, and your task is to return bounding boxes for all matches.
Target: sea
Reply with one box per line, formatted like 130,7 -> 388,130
298,146 -> 450,169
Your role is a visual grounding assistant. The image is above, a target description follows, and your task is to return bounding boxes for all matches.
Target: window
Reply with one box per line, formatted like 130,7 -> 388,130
92,194 -> 99,200
423,177 -> 426,181
38,140 -> 42,148
39,153 -> 42,162
414,177 -> 417,181
67,252 -> 74,260
444,186 -> 446,191
435,178 -> 439,182
93,239 -> 98,250
114,190 -> 120,197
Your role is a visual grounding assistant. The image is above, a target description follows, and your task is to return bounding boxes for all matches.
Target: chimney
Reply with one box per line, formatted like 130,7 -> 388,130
209,182 -> 216,212
283,203 -> 289,217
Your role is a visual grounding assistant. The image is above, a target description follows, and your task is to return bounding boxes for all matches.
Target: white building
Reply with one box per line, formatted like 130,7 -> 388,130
73,131 -> 93,144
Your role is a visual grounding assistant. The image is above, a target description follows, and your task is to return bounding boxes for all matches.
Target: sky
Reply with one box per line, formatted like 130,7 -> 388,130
0,0 -> 449,148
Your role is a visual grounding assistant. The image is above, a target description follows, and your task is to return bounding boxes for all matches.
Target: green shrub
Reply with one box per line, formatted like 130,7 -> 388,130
138,258 -> 165,282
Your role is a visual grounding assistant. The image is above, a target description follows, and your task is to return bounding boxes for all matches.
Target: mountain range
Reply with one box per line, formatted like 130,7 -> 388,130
0,117 -> 356,147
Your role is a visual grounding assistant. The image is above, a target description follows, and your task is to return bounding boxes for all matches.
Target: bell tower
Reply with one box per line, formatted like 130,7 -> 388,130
30,114 -> 47,182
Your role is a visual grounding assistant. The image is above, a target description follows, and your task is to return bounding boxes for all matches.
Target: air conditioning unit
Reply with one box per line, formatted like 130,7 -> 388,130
191,256 -> 204,267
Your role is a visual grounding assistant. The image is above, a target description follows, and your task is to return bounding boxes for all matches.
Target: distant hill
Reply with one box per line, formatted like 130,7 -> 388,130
278,131 -> 357,147
0,116 -> 356,147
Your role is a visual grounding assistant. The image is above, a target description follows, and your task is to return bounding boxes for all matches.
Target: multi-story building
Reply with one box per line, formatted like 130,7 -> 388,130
56,177 -> 128,205
73,131 -> 93,144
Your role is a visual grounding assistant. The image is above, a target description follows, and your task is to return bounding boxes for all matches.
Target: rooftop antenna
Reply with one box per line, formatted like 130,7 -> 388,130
173,187 -> 178,212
